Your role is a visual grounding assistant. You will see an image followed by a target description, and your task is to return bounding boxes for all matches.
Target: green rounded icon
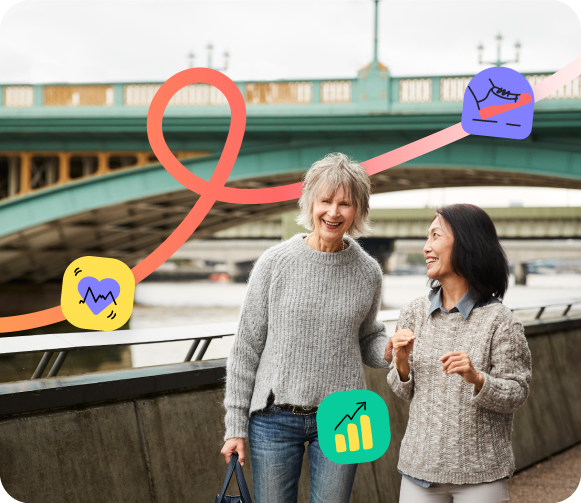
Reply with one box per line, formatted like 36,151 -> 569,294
316,389 -> 390,464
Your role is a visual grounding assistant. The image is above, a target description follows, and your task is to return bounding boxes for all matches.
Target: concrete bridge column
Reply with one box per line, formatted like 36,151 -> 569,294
508,250 -> 529,285
358,237 -> 395,273
96,152 -> 109,174
59,152 -> 71,183
7,156 -> 20,196
19,152 -> 31,194
514,261 -> 529,286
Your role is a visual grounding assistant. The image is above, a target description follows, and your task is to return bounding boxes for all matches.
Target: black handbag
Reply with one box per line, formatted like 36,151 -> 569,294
215,453 -> 253,503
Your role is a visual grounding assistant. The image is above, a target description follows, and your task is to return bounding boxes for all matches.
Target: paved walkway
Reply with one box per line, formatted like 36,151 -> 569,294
509,443 -> 581,502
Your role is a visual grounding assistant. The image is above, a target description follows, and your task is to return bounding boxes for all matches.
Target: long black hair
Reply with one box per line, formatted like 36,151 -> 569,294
429,204 -> 509,303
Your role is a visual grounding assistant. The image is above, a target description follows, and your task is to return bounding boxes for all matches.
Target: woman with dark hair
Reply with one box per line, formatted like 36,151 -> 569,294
384,203 -> 532,502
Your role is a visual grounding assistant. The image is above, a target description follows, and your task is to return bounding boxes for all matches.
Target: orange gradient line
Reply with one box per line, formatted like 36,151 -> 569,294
2,55 -> 581,333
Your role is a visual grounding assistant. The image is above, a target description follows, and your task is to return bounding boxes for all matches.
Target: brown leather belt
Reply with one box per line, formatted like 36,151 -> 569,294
267,394 -> 318,415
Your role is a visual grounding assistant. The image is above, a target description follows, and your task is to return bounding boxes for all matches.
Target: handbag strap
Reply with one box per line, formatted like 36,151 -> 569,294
234,459 -> 252,502
216,453 -> 238,502
216,453 -> 253,503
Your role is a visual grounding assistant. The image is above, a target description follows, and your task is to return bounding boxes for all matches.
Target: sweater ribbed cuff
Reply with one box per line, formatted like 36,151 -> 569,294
470,371 -> 512,412
387,366 -> 414,400
224,409 -> 249,441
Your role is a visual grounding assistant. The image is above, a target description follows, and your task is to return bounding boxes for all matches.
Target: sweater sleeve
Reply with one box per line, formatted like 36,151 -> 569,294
358,267 -> 390,369
223,251 -> 275,440
386,301 -> 417,400
471,316 -> 532,414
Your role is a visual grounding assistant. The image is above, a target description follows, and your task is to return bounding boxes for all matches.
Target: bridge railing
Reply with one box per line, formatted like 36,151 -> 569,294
0,78 -> 359,109
2,72 -> 581,111
1,300 -> 579,382
1,70 -> 581,201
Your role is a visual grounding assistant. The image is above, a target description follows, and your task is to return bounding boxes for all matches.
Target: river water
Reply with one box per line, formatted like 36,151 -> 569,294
129,273 -> 581,368
2,273 -> 578,383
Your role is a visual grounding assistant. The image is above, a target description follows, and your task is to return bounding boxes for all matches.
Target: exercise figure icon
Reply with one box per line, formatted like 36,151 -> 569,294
461,66 -> 535,140
317,389 -> 390,464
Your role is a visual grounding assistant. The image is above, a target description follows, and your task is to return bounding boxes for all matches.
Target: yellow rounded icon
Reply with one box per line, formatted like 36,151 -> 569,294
61,256 -> 135,331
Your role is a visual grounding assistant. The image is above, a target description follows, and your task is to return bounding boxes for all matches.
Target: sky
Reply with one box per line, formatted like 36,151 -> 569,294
0,0 -> 580,208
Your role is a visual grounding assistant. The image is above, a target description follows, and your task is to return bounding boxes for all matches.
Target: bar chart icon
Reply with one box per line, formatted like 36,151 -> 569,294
335,415 -> 373,452
317,389 -> 391,464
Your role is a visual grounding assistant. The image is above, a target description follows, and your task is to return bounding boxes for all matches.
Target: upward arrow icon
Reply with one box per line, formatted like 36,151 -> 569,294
335,402 -> 367,430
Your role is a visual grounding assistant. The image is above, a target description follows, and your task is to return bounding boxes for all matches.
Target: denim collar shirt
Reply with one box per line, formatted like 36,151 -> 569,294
427,287 -> 501,321
398,287 -> 503,488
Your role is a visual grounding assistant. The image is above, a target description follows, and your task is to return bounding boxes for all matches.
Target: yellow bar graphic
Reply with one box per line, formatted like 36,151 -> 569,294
360,415 -> 373,450
335,434 -> 347,453
347,423 -> 360,451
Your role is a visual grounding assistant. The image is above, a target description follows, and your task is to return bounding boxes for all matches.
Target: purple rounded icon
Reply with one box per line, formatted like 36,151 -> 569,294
461,67 -> 534,140
78,277 -> 121,315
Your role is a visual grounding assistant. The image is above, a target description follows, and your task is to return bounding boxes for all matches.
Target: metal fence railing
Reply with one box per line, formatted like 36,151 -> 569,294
1,300 -> 579,381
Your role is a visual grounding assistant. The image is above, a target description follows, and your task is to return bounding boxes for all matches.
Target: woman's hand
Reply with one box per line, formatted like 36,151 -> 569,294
392,329 -> 415,382
440,351 -> 485,390
221,438 -> 246,466
384,323 -> 400,364
384,337 -> 393,364
392,329 -> 415,363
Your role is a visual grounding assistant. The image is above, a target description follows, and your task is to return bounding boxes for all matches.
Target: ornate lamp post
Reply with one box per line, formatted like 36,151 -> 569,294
357,0 -> 389,111
372,0 -> 380,70
478,33 -> 520,67
207,43 -> 229,71
187,44 -> 229,70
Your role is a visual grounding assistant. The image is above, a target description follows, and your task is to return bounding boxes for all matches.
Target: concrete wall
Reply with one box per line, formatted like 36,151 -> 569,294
0,325 -> 580,503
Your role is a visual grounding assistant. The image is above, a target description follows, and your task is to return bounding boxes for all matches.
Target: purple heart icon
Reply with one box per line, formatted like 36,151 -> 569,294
78,277 -> 121,315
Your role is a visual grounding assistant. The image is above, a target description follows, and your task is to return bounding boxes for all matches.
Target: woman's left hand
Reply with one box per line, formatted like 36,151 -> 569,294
440,351 -> 485,391
384,337 -> 393,364
383,323 -> 398,364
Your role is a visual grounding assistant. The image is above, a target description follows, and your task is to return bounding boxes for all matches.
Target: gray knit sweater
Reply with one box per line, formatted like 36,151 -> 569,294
387,296 -> 532,484
223,233 -> 390,440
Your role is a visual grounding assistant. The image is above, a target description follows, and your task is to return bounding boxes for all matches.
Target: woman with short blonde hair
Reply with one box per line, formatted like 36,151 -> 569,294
221,152 -> 390,502
296,152 -> 373,237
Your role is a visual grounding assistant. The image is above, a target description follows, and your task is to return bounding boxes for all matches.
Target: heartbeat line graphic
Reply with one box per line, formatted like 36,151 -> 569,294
335,402 -> 367,430
78,287 -> 118,306
3,54 -> 581,332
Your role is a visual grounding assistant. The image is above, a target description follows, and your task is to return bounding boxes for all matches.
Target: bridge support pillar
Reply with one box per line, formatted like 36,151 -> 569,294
19,153 -> 31,195
58,152 -> 70,183
357,238 -> 395,273
97,152 -> 109,174
514,262 -> 528,286
7,156 -> 20,196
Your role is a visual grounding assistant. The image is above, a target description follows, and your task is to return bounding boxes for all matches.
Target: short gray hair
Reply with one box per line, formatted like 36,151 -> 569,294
296,152 -> 372,237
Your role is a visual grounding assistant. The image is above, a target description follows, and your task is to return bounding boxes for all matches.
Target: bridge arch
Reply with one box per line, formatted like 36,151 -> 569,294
0,139 -> 580,282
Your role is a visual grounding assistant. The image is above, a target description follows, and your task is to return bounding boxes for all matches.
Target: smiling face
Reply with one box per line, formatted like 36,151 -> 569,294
424,215 -> 455,281
312,185 -> 356,243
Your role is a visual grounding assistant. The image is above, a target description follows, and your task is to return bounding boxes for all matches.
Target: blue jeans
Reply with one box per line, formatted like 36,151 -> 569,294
248,401 -> 358,503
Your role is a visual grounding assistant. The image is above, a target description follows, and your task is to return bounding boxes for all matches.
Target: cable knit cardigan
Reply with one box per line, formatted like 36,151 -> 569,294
223,233 -> 390,441
387,296 -> 532,485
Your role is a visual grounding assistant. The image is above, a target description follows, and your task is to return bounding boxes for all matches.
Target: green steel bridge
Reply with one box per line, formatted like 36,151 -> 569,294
0,66 -> 581,282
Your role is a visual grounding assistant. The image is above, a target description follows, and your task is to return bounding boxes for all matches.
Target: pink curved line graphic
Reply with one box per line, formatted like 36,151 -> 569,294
2,55 -> 581,333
